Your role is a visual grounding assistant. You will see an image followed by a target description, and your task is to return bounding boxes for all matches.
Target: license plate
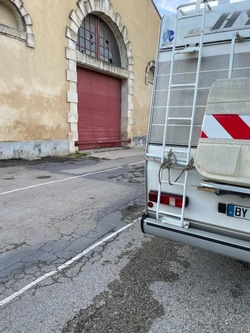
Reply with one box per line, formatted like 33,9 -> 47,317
227,204 -> 250,220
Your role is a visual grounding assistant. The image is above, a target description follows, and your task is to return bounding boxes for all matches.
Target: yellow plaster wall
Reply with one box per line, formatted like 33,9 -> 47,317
0,0 -> 160,146
112,0 -> 160,138
0,0 -> 72,142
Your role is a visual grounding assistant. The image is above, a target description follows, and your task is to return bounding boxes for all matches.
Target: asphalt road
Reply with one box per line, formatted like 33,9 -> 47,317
1,147 -> 250,333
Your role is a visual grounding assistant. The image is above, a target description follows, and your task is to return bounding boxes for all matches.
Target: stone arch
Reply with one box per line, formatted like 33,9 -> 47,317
66,0 -> 134,153
0,0 -> 35,47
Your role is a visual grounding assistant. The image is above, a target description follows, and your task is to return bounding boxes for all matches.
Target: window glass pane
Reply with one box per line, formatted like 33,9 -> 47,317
100,46 -> 104,57
90,23 -> 95,33
85,40 -> 90,50
85,31 -> 90,40
85,20 -> 89,30
80,37 -> 85,48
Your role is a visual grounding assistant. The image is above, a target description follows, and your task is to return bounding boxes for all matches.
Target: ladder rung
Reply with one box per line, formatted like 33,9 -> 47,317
161,215 -> 189,228
178,11 -> 203,19
175,46 -> 200,54
158,211 -> 182,219
171,83 -> 196,88
167,117 -> 192,121
146,153 -> 161,159
165,160 -> 188,166
164,148 -> 189,154
146,152 -> 188,162
151,123 -> 164,126
161,180 -> 185,187
155,89 -> 168,92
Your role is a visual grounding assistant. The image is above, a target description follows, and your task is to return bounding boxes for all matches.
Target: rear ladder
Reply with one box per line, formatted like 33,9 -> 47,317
156,1 -> 211,227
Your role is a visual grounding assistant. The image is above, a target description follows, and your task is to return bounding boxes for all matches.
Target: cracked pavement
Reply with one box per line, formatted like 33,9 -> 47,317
0,149 -> 145,303
1,147 -> 250,333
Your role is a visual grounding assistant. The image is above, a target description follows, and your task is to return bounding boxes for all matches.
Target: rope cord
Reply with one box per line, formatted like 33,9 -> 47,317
158,150 -> 194,185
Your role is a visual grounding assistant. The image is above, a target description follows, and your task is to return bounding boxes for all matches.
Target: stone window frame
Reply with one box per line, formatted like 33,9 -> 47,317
0,0 -> 35,48
66,0 -> 134,153
145,60 -> 155,85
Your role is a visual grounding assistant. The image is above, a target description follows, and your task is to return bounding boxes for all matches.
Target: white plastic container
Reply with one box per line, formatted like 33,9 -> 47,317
195,78 -> 250,187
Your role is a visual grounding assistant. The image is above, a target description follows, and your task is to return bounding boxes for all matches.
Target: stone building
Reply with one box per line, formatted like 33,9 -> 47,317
0,0 -> 160,159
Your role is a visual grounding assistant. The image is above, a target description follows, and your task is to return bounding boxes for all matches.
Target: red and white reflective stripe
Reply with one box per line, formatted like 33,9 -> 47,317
200,114 -> 250,140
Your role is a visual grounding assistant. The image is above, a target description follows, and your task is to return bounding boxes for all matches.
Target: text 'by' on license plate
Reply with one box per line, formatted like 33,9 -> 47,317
227,204 -> 250,220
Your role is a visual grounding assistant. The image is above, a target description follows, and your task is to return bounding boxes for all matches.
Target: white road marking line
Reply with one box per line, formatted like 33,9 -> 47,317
0,219 -> 139,307
131,161 -> 144,165
0,160 -> 144,196
0,167 -> 121,195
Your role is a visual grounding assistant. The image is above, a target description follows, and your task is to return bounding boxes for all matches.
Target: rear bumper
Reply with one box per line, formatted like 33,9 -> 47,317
141,216 -> 250,262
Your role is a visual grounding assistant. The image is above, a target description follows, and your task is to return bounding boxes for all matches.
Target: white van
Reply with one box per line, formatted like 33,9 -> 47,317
141,0 -> 250,261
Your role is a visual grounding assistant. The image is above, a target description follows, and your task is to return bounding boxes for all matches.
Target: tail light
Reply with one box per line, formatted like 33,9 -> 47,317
148,190 -> 189,208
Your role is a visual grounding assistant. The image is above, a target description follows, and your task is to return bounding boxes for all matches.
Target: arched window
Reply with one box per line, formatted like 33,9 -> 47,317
145,61 -> 155,85
77,14 -> 121,67
0,0 -> 34,48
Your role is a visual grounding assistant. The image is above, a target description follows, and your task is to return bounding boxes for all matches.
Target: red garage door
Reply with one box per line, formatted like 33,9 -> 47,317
77,67 -> 121,150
